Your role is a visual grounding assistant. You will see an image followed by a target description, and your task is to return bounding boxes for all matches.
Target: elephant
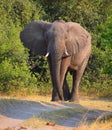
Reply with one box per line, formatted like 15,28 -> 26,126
20,20 -> 91,102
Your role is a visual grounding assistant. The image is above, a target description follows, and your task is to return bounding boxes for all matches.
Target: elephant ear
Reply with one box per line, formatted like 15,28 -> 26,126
20,21 -> 51,56
66,22 -> 90,55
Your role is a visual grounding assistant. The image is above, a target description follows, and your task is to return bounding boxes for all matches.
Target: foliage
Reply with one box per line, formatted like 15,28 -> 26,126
29,55 -> 51,92
0,0 -> 49,95
98,16 -> 112,49
0,0 -> 112,96
40,0 -> 110,32
0,23 -> 38,94
0,0 -> 44,26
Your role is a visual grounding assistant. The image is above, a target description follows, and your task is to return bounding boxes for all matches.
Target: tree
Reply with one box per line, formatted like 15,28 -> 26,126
40,0 -> 111,32
99,16 -> 112,49
0,0 -> 43,93
0,0 -> 44,26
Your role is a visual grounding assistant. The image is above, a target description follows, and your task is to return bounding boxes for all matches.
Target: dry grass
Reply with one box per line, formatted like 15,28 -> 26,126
0,95 -> 51,102
21,118 -> 112,130
73,121 -> 112,130
80,98 -> 112,111
21,118 -> 47,128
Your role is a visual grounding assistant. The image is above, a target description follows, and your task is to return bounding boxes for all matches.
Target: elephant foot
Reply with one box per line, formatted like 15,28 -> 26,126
51,95 -> 61,102
51,93 -> 64,102
63,90 -> 71,101
51,97 -> 60,102
52,89 -> 60,101
69,97 -> 79,103
51,99 -> 63,102
51,98 -> 60,102
64,95 -> 71,101
51,96 -> 64,102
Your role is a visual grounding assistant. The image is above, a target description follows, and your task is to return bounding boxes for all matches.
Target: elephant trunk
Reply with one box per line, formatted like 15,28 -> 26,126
51,56 -> 64,100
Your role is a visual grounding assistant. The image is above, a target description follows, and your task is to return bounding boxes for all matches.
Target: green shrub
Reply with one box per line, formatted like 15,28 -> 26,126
97,16 -> 112,49
29,55 -> 51,93
0,0 -> 48,95
0,23 -> 38,94
40,0 -> 110,32
0,0 -> 44,26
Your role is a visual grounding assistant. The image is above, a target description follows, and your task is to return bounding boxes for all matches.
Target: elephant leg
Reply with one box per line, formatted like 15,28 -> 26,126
60,57 -> 71,101
70,58 -> 89,102
52,79 -> 70,101
52,69 -> 70,101
48,57 -> 60,101
52,88 -> 60,101
63,79 -> 71,101
63,71 -> 70,101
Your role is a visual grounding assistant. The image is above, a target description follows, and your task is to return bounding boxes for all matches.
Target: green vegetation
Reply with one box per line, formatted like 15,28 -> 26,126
0,0 -> 112,96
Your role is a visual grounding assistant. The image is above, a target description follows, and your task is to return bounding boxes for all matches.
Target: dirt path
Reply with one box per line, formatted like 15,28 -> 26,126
0,98 -> 111,129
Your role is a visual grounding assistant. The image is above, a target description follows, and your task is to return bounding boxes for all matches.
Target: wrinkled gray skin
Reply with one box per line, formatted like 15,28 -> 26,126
20,20 -> 91,102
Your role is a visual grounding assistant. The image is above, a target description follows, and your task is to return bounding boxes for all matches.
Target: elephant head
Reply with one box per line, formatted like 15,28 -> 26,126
20,20 -> 91,101
20,20 -> 70,100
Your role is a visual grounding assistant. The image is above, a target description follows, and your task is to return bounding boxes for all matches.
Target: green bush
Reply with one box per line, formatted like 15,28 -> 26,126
98,16 -> 112,49
0,23 -> 38,94
0,0 -> 48,95
40,0 -> 110,32
0,0 -> 44,26
29,55 -> 51,89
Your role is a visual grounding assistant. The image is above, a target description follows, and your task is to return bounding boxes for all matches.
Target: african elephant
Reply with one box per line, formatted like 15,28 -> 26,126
20,20 -> 91,102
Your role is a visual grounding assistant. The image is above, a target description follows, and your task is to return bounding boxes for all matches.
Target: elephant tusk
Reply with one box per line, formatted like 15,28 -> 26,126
45,52 -> 50,57
62,49 -> 70,58
65,50 -> 70,56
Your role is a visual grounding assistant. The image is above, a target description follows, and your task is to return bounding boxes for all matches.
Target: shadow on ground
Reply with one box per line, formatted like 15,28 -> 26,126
0,98 -> 111,128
